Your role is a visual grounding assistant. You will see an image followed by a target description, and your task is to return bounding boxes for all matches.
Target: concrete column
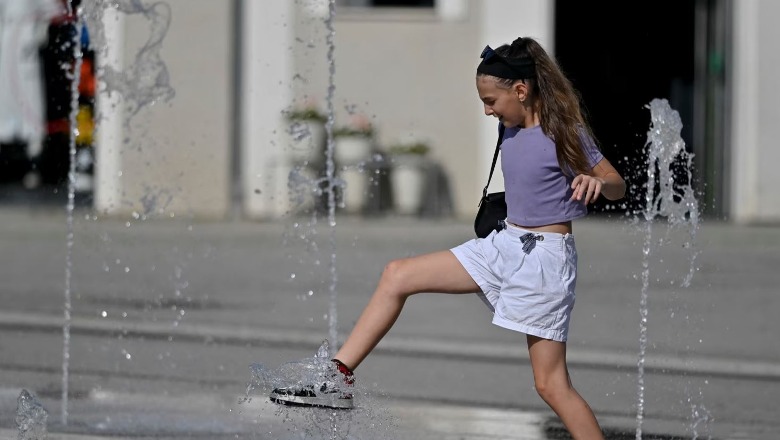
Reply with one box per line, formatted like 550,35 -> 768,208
730,0 -> 780,223
93,6 -> 124,214
437,0 -> 468,21
730,0 -> 759,223
240,0 -> 295,219
477,0 -> 554,196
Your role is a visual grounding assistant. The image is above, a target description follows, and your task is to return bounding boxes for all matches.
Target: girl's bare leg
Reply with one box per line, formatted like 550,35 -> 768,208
527,335 -> 605,440
334,250 -> 480,370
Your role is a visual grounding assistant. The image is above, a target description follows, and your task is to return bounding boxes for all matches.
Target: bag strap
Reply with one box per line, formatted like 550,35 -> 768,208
481,123 -> 506,200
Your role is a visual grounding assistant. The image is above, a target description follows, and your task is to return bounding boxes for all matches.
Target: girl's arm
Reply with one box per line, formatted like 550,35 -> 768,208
570,158 -> 626,204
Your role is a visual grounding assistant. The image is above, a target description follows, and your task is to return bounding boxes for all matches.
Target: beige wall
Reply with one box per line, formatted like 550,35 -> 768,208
91,0 -> 780,224
97,0 -> 232,219
293,4 -> 482,218
290,1 -> 553,219
754,0 -> 780,220
731,0 -> 780,222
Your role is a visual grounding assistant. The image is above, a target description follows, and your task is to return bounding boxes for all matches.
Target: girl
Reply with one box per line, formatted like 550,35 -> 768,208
271,36 -> 626,440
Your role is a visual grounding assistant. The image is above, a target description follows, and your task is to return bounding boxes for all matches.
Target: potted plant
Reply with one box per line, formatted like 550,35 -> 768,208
334,114 -> 375,165
387,141 -> 430,215
284,103 -> 327,164
334,114 -> 375,214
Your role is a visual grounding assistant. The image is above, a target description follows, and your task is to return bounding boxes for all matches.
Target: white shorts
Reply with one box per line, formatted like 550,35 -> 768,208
450,222 -> 577,342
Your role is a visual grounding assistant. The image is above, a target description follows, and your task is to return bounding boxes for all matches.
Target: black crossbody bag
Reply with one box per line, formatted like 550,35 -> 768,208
473,124 -> 507,238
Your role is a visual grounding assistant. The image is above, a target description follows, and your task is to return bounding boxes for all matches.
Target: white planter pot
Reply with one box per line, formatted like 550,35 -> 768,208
339,168 -> 367,214
390,155 -> 426,215
335,135 -> 372,165
287,120 -> 325,164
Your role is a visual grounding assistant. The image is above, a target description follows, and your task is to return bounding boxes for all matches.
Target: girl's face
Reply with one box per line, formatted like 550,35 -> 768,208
476,76 -> 526,128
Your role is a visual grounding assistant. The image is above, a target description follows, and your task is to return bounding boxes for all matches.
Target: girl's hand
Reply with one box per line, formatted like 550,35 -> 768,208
570,175 -> 604,205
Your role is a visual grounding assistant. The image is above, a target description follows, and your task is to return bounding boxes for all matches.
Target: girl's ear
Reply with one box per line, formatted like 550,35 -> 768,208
514,81 -> 528,102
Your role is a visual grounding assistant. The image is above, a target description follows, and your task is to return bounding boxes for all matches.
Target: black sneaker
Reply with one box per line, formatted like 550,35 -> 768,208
269,359 -> 354,409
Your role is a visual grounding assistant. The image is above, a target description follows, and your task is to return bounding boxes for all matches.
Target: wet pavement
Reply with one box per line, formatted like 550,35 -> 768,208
0,206 -> 778,439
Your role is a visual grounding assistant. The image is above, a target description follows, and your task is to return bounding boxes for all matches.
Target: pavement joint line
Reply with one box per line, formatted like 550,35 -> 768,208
3,310 -> 780,381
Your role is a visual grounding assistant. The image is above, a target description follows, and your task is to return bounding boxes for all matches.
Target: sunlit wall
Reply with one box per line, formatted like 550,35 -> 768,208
92,0 -> 780,223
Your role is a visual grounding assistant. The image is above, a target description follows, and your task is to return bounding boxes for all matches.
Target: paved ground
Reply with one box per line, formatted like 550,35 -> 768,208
0,205 -> 778,439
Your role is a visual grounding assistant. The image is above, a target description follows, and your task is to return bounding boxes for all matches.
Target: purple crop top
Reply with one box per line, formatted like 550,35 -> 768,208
500,124 -> 604,227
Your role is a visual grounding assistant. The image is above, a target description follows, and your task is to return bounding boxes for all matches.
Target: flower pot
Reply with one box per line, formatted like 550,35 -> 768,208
390,154 -> 427,215
339,168 -> 367,214
335,135 -> 372,165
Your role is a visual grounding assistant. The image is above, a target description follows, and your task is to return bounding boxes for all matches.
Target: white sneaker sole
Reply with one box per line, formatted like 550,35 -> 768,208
269,391 -> 353,409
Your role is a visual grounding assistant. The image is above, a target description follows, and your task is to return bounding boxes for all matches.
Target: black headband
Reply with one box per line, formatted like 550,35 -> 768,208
476,45 -> 535,80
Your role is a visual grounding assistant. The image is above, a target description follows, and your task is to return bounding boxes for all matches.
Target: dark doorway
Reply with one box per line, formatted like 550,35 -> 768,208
555,0 -> 728,217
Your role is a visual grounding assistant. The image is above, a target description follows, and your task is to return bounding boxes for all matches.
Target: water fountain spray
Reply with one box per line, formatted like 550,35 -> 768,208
61,0 -> 85,426
323,0 -> 340,357
635,98 -> 700,439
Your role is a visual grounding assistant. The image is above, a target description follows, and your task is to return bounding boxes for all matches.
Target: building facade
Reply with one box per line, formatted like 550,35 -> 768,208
91,0 -> 780,224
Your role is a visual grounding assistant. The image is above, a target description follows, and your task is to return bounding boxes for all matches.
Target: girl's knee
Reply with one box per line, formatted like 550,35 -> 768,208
533,375 -> 571,405
378,259 -> 414,299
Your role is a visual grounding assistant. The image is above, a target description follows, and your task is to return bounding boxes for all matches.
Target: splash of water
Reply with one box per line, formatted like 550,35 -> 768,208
243,340 -> 395,440
16,389 -> 48,440
61,0 -> 86,426
690,403 -> 713,440
322,0 -> 340,359
245,340 -> 334,400
83,0 -> 175,119
635,98 -> 700,439
244,5 -> 346,436
244,341 -> 344,438
59,0 -> 176,425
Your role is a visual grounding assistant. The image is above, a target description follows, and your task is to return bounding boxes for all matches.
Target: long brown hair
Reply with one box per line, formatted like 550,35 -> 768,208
484,37 -> 597,177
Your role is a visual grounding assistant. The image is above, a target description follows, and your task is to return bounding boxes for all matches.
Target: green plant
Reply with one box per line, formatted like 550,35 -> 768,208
285,106 -> 326,123
334,125 -> 374,138
387,142 -> 430,156
334,114 -> 374,138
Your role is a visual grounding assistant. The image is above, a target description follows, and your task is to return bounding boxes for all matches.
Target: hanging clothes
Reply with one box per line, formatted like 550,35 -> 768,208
0,0 -> 63,155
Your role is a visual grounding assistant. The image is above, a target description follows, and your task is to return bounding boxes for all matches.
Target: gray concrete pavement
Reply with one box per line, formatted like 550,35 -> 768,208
1,206 -> 779,439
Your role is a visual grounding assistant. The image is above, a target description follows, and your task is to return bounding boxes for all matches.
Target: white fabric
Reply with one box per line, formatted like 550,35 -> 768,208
450,222 -> 578,342
0,0 -> 62,152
